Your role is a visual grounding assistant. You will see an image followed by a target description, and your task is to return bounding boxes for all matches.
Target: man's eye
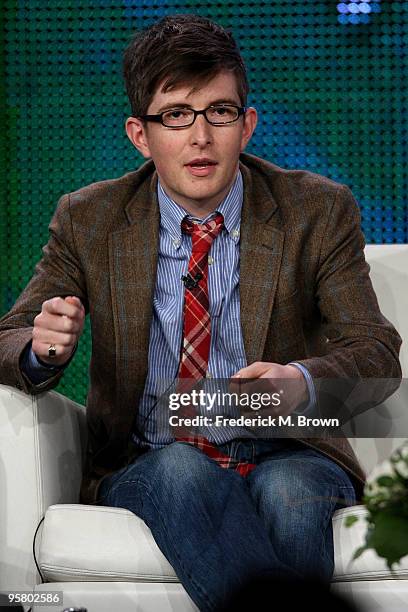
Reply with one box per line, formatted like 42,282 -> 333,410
167,110 -> 188,119
209,106 -> 235,118
213,107 -> 228,115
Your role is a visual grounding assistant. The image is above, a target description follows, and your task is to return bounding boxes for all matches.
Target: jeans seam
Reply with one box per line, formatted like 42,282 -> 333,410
317,487 -> 336,579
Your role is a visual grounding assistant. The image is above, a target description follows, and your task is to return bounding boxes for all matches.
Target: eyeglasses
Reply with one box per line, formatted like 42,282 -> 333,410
138,104 -> 247,128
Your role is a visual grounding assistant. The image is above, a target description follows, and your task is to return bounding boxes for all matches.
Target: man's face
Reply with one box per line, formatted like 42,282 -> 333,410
126,71 -> 257,217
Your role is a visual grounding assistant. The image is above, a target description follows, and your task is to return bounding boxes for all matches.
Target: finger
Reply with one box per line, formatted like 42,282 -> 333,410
229,375 -> 244,395
34,311 -> 82,334
228,376 -> 263,399
32,327 -> 77,348
42,296 -> 82,319
32,342 -> 75,367
42,297 -> 82,318
237,379 -> 275,399
65,296 -> 84,311
33,341 -> 74,356
231,361 -> 270,379
63,297 -> 85,326
229,362 -> 270,395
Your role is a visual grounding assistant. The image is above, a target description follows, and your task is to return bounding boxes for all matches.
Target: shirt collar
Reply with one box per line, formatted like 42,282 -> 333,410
157,170 -> 243,244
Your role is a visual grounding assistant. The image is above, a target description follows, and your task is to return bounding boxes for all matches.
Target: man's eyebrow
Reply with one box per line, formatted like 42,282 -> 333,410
155,98 -> 241,113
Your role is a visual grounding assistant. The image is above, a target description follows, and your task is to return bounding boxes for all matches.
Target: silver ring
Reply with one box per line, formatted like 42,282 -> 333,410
48,344 -> 57,358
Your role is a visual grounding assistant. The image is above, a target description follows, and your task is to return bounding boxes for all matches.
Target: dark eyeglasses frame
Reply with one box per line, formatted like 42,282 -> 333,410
138,104 -> 247,128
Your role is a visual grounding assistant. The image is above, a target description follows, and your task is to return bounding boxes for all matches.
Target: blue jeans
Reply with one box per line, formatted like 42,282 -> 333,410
98,438 -> 356,612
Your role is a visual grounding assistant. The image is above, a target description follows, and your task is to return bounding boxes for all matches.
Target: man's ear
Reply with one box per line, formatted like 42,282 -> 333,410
240,106 -> 258,153
125,117 -> 152,159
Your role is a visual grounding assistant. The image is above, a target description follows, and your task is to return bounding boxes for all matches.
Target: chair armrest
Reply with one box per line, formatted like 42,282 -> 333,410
0,384 -> 86,590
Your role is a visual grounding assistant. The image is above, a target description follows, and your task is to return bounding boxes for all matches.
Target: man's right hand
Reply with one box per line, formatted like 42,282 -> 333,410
32,296 -> 85,367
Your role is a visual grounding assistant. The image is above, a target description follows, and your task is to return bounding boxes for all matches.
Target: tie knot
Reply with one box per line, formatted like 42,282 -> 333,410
181,212 -> 224,254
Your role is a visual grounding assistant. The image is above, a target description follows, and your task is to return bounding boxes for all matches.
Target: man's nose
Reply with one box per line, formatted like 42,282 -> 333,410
189,113 -> 213,146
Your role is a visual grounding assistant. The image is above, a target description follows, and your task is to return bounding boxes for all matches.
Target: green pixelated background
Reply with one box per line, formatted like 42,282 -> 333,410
1,1 -> 407,406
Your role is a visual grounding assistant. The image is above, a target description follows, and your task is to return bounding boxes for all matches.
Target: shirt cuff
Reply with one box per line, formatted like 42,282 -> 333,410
30,348 -> 65,369
21,342 -> 72,385
287,362 -> 317,416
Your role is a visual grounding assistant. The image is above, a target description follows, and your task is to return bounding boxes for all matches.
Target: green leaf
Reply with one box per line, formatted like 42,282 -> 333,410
393,467 -> 408,485
376,475 -> 396,487
344,515 -> 359,528
365,512 -> 408,568
352,545 -> 368,560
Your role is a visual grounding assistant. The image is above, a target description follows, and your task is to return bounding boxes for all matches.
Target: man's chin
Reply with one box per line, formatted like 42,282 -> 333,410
161,173 -> 235,212
179,188 -> 225,211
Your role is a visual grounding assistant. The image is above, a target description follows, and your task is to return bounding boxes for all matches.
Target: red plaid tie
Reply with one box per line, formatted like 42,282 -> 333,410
175,213 -> 256,477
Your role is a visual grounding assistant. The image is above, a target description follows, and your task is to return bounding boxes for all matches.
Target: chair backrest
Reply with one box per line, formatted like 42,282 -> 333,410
0,387 -> 85,591
364,245 -> 407,376
348,245 -> 408,476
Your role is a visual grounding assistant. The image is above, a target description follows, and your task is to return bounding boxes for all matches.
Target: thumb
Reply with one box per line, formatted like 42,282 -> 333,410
65,296 -> 84,310
229,362 -> 267,395
231,362 -> 269,380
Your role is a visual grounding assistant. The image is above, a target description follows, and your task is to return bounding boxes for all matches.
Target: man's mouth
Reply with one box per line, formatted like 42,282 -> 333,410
186,159 -> 218,168
185,158 -> 218,177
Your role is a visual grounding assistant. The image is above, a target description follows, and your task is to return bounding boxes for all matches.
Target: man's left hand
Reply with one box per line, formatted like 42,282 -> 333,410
229,362 -> 309,418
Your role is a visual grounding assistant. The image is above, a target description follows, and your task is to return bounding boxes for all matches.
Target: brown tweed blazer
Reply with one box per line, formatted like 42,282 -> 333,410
0,153 -> 402,504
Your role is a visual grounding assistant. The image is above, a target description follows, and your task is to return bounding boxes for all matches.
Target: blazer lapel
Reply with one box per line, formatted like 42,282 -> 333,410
239,160 -> 285,365
109,172 -> 160,406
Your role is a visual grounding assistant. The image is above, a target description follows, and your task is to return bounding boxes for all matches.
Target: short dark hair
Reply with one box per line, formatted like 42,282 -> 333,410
123,14 -> 249,117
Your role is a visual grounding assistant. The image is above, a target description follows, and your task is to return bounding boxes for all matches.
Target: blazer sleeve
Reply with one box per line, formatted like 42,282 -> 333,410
295,183 -> 402,416
0,193 -> 88,394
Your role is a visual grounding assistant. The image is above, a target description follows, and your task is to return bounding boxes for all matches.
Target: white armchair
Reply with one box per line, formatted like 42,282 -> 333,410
1,245 -> 407,612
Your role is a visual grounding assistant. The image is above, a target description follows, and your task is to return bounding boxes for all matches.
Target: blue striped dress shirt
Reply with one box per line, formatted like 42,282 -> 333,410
131,170 -> 315,449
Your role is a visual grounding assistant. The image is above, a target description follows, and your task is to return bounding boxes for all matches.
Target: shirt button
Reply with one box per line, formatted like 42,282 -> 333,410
231,229 -> 240,238
206,371 -> 212,379
208,256 -> 214,265
173,239 -> 180,247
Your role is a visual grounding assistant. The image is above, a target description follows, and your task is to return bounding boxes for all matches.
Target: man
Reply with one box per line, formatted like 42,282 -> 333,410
0,14 -> 402,612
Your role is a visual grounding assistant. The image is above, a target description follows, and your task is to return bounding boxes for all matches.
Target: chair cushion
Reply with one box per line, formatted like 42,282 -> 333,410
40,503 -> 408,583
333,506 -> 408,581
39,505 -> 178,582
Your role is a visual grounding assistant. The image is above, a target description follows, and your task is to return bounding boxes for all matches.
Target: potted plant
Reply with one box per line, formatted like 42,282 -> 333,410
345,440 -> 408,570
